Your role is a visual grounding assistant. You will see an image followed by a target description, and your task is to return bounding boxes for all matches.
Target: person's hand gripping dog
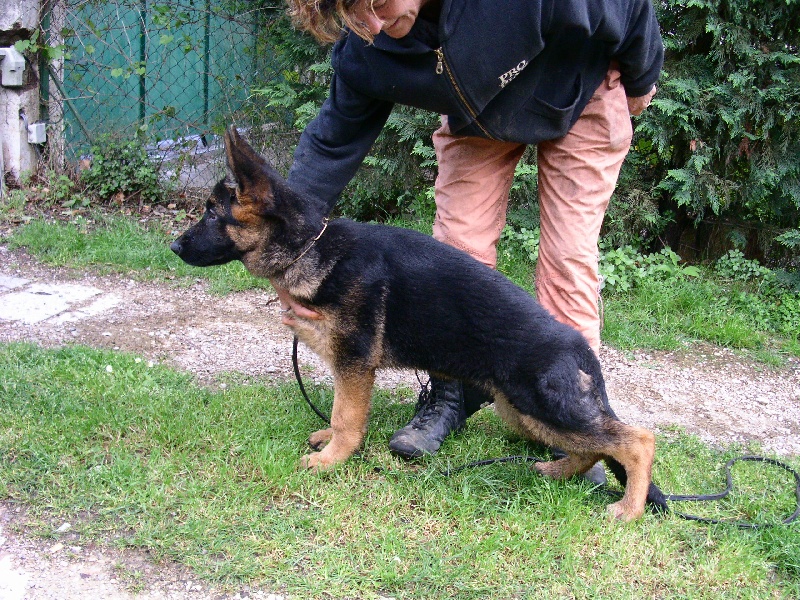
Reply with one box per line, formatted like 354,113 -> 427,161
272,282 -> 323,326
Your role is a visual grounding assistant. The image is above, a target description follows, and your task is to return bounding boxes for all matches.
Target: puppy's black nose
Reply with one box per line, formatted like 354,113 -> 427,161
170,240 -> 182,255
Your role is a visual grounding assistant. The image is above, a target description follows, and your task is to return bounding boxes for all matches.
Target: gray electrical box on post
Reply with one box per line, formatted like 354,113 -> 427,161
1,0 -> 40,187
0,47 -> 26,87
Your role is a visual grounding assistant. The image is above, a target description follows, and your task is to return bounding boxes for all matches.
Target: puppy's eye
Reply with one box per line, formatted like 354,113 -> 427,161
206,209 -> 218,222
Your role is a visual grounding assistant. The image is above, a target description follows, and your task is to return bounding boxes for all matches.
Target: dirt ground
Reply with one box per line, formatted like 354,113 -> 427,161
1,243 -> 799,599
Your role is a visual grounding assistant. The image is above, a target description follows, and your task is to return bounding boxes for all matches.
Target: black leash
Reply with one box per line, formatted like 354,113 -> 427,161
439,455 -> 800,528
291,336 -> 800,528
292,336 -> 330,425
663,455 -> 800,528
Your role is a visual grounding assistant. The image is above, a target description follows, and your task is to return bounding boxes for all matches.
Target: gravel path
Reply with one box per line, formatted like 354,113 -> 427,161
1,243 -> 798,599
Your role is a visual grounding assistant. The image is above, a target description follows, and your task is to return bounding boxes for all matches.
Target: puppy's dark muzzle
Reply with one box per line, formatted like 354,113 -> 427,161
169,233 -> 239,267
170,237 -> 198,264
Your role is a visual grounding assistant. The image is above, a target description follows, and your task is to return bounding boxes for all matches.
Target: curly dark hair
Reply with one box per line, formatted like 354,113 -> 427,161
286,0 -> 374,43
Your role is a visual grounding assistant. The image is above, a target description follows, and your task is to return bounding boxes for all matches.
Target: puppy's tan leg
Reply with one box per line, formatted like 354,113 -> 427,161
534,453 -> 602,480
308,428 -> 333,450
544,423 -> 655,522
605,425 -> 656,522
301,369 -> 375,470
496,396 -> 655,521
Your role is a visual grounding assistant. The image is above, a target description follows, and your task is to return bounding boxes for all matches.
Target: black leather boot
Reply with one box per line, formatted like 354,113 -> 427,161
389,376 -> 468,458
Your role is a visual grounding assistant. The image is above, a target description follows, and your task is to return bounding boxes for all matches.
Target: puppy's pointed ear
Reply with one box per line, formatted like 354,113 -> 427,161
224,126 -> 273,204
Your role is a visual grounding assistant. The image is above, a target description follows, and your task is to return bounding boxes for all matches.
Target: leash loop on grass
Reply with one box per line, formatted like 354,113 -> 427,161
291,342 -> 799,527
665,455 -> 800,529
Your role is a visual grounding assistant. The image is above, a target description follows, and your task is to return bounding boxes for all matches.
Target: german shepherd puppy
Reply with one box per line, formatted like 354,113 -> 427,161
171,127 -> 667,521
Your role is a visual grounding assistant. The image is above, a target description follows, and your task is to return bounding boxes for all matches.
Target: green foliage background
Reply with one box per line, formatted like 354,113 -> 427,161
34,0 -> 800,266
633,0 -> 800,263
245,0 -> 800,263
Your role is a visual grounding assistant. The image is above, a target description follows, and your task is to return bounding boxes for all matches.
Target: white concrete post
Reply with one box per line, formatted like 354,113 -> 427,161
1,0 -> 41,189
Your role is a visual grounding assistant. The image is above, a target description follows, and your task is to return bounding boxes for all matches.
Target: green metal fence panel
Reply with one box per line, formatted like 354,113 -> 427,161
46,0 -> 268,168
61,3 -> 145,143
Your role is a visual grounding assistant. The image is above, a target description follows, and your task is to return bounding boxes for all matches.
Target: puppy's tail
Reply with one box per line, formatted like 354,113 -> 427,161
605,458 -> 669,515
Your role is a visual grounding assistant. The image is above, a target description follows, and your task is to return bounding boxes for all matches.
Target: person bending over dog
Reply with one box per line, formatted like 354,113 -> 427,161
281,0 -> 663,464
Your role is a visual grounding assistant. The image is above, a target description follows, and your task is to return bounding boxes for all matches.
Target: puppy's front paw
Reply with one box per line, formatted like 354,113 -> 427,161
300,451 -> 337,471
308,428 -> 333,450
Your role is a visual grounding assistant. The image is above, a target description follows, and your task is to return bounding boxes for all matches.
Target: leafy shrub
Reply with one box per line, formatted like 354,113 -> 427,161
772,293 -> 800,337
44,172 -> 90,209
713,249 -> 776,284
598,245 -> 639,292
632,0 -> 800,239
599,245 -> 700,293
501,225 -> 540,262
81,135 -> 167,204
711,249 -> 800,339
759,291 -> 798,339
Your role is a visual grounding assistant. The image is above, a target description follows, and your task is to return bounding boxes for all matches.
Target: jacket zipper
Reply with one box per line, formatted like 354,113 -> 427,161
434,47 -> 495,140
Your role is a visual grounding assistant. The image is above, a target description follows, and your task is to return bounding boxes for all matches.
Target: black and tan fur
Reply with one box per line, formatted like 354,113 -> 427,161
171,127 -> 667,521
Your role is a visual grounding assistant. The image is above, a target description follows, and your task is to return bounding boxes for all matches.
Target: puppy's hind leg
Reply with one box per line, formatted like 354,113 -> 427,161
601,422 -> 657,522
494,396 -> 602,480
301,369 -> 375,471
534,452 -> 603,481
499,393 -> 656,521
536,420 -> 656,521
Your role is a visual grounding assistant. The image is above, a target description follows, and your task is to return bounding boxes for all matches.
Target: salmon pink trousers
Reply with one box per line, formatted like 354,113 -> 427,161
432,68 -> 635,354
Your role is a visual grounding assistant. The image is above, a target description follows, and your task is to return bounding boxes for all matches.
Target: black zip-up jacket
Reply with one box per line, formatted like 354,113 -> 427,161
288,0 -> 664,212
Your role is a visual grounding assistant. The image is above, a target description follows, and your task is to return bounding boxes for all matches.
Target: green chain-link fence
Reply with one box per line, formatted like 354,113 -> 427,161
42,0 -> 294,191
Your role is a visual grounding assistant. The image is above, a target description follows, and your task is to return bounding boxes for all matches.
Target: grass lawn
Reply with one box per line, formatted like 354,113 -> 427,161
1,342 -> 798,599
5,213 -> 270,295
1,211 -> 799,598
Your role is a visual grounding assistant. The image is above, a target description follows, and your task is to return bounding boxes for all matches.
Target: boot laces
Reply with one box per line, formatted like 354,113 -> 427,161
414,374 -> 431,412
410,376 -> 446,429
